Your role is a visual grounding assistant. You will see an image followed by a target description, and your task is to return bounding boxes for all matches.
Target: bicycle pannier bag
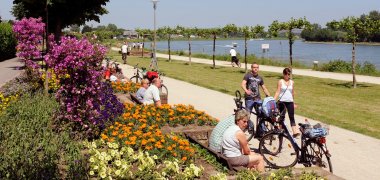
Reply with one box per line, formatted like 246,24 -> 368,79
304,127 -> 328,138
261,96 -> 277,117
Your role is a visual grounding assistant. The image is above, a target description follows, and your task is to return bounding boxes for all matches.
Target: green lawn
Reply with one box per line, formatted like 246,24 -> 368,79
110,52 -> 380,139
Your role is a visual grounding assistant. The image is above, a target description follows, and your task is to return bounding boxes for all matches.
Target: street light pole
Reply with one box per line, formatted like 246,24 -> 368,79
152,0 -> 158,71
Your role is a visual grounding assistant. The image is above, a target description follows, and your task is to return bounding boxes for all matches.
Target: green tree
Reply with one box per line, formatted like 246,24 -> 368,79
157,26 -> 175,61
176,26 -> 194,65
135,28 -> 152,57
223,23 -> 238,38
269,17 -> 311,68
237,25 -> 265,71
12,0 -> 109,41
106,23 -> 117,31
327,17 -> 379,88
81,25 -> 93,34
205,27 -> 223,69
94,25 -> 106,31
0,22 -> 17,61
360,10 -> 380,42
69,24 -> 80,32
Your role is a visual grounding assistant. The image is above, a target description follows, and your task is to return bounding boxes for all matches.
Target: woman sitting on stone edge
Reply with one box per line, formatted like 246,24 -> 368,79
221,109 -> 264,172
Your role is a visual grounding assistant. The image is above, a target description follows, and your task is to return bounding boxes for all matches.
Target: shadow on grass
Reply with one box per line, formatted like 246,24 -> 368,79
217,88 -> 231,94
206,66 -> 224,70
326,82 -> 372,88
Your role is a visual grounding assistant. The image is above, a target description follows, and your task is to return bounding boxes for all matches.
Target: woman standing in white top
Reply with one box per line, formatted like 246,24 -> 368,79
274,68 -> 300,137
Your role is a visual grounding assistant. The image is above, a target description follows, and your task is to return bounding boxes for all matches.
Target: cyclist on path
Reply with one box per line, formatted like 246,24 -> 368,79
121,41 -> 128,64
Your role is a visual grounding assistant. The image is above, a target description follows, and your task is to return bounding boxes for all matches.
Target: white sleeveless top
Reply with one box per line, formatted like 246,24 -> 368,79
221,125 -> 242,157
278,79 -> 294,102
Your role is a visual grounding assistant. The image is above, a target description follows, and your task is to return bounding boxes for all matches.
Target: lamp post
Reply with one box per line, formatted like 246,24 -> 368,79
152,0 -> 158,70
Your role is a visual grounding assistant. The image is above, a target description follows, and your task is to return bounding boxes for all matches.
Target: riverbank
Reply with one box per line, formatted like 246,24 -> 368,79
304,41 -> 380,46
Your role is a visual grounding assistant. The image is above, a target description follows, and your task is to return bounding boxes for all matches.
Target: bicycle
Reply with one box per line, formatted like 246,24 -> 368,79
130,64 -> 168,95
258,106 -> 333,172
111,62 -> 122,74
130,63 -> 146,83
234,90 -> 276,142
104,56 -> 111,68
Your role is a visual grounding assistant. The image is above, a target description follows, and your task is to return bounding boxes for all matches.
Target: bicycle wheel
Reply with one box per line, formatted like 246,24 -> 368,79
246,118 -> 274,142
259,132 -> 298,169
304,140 -> 333,173
246,125 -> 255,142
130,76 -> 142,83
159,84 -> 168,95
257,118 -> 275,137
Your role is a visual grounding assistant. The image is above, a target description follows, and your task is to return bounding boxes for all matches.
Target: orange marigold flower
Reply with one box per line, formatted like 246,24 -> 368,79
112,131 -> 118,136
129,136 -> 137,141
167,146 -> 173,151
141,139 -> 148,145
182,157 -> 187,161
101,134 -> 108,140
173,152 -> 177,157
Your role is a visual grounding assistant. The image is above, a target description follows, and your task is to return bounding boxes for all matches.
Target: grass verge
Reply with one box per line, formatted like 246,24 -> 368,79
109,50 -> 380,139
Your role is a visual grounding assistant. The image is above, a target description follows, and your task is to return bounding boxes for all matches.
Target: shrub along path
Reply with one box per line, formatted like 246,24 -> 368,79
157,53 -> 380,85
115,61 -> 380,180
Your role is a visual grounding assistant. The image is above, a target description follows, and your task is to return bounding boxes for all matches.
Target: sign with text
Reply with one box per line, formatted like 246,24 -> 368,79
261,44 -> 269,50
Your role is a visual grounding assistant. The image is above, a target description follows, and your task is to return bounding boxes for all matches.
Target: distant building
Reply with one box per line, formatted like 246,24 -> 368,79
123,30 -> 138,39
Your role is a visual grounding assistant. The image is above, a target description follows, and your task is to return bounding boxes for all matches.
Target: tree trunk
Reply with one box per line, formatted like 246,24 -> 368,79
141,37 -> 145,58
289,38 -> 293,68
244,36 -> 248,72
188,37 -> 191,65
168,34 -> 171,62
212,34 -> 216,68
54,18 -> 62,42
352,42 -> 357,88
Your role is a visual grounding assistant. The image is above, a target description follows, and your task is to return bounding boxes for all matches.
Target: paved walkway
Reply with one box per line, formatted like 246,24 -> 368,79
117,61 -> 380,180
157,53 -> 380,85
0,57 -> 24,87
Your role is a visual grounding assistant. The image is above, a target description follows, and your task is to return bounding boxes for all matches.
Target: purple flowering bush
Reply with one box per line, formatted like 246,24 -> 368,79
12,17 -> 44,73
45,36 -> 115,137
95,82 -> 124,130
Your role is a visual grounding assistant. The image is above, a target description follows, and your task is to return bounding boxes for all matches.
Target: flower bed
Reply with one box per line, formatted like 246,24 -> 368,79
100,104 -> 218,163
111,81 -> 141,94
81,103 -> 219,179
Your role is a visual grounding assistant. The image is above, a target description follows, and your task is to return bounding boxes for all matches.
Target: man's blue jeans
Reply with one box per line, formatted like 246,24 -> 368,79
245,99 -> 264,135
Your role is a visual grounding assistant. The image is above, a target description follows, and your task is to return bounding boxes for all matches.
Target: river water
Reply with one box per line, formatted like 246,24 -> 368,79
155,39 -> 380,69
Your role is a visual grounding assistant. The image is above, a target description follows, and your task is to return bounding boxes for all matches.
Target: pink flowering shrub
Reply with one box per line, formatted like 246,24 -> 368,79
45,36 -> 108,136
12,17 -> 44,72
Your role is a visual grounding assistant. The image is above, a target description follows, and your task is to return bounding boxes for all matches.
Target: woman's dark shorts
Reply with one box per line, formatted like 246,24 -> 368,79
231,56 -> 238,63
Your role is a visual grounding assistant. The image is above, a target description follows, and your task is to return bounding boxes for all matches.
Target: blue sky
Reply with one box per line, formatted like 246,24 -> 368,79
1,0 -> 379,30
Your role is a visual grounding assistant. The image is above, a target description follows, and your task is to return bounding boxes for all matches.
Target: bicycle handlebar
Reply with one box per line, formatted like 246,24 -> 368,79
134,63 -> 139,69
